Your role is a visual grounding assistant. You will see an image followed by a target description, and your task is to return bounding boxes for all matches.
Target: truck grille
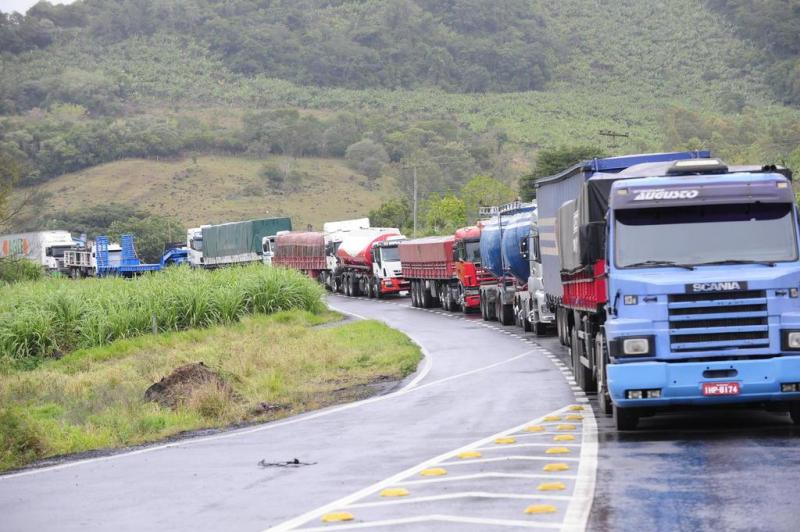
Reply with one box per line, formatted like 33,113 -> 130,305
667,290 -> 769,353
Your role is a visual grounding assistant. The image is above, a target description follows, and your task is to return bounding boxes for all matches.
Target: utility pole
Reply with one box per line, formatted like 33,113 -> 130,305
412,165 -> 418,237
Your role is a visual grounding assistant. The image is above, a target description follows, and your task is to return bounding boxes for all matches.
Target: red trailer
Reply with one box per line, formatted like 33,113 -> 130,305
272,232 -> 326,278
400,227 -> 488,312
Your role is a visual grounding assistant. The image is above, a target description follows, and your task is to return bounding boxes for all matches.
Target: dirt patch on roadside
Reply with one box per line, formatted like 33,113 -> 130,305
144,362 -> 233,409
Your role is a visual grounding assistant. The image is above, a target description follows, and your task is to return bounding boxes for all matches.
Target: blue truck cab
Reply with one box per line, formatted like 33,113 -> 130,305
603,159 -> 800,428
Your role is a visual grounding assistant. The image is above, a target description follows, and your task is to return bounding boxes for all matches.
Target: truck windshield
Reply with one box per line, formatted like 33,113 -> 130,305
615,203 -> 798,268
381,246 -> 400,262
191,238 -> 203,251
47,245 -> 73,258
465,240 -> 481,263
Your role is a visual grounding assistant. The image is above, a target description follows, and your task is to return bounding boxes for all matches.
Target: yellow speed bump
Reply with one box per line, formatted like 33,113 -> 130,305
524,425 -> 545,432
457,451 -> 482,459
494,436 -> 516,445
380,487 -> 409,497
543,415 -> 561,422
420,467 -> 447,476
538,481 -> 567,491
545,446 -> 571,454
569,405 -> 584,411
322,512 -> 354,523
556,424 -> 577,431
543,463 -> 570,472
525,504 -> 558,514
553,434 -> 576,442
565,414 -> 584,421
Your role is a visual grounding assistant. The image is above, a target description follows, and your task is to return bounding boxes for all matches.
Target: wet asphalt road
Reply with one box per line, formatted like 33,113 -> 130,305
1,294 -> 798,531
0,294 -> 586,532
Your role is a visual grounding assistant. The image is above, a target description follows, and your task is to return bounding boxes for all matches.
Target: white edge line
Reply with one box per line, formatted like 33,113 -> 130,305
266,405 -> 575,531
561,406 -> 597,532
295,514 -> 560,531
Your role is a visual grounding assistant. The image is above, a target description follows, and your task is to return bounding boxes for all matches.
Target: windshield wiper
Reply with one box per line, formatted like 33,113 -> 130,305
694,259 -> 776,267
624,260 -> 695,270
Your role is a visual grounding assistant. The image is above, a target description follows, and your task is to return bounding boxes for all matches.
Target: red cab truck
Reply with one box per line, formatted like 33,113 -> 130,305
400,226 -> 489,312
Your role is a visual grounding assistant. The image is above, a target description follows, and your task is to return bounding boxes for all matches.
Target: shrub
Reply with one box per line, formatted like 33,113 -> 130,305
0,257 -> 43,285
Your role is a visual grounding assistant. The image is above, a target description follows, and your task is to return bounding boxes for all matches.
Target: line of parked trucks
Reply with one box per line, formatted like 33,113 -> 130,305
4,150 -> 799,431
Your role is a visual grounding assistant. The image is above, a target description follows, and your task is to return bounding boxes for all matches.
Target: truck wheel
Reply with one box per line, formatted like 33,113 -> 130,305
352,276 -> 361,297
374,279 -> 383,299
533,320 -> 548,336
499,302 -> 514,326
789,402 -> 800,425
366,279 -> 374,298
613,405 -> 639,431
343,275 -> 350,296
570,327 -> 596,393
411,281 -> 419,307
421,285 -> 432,308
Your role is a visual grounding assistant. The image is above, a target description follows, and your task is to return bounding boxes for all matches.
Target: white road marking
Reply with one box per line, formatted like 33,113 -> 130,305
343,491 -> 572,509
472,442 -> 581,451
268,406 -> 578,531
561,404 -> 598,532
399,472 -> 577,485
295,514 -> 560,531
438,456 -> 580,466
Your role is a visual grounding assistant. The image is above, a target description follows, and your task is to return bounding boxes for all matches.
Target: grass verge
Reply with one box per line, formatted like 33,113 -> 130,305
0,310 -> 421,472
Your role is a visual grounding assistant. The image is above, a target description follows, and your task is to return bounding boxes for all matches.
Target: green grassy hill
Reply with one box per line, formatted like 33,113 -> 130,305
2,0 -> 799,232
35,154 -> 398,230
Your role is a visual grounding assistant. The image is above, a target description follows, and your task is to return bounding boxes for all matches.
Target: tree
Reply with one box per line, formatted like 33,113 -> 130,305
460,175 -> 515,222
368,198 -> 412,230
0,152 -> 22,229
519,146 -> 607,201
108,215 -> 185,263
345,139 -> 389,178
423,194 -> 466,234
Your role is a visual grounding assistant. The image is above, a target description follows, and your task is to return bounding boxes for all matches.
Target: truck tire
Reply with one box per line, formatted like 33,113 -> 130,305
533,320 -> 548,336
366,278 -> 374,298
498,301 -> 514,326
789,402 -> 800,425
410,281 -> 418,307
421,284 -> 432,308
374,279 -> 383,299
570,327 -> 596,393
350,275 -> 360,297
413,281 -> 422,308
613,405 -> 639,431
343,275 -> 351,296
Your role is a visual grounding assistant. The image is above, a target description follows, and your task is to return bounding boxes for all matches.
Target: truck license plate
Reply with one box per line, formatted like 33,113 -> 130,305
702,382 -> 740,396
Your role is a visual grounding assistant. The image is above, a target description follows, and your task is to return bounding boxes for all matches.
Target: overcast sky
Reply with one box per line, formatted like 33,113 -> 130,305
1,0 -> 75,14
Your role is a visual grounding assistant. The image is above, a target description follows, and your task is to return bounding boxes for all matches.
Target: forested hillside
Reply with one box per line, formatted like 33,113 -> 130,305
1,0 -> 799,231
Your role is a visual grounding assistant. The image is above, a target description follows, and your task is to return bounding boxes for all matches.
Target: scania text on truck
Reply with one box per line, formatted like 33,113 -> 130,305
537,151 -> 800,429
399,226 -> 489,312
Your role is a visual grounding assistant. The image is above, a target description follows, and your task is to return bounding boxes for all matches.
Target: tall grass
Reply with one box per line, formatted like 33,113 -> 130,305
0,265 -> 325,369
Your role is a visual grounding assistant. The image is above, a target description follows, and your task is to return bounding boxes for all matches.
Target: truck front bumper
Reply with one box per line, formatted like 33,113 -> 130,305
607,355 -> 800,408
380,279 -> 409,294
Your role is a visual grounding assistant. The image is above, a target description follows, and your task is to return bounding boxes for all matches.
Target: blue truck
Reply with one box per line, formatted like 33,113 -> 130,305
536,152 -> 800,429
478,202 -> 536,324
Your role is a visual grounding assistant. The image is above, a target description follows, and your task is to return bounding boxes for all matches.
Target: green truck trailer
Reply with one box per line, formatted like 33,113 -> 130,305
187,217 -> 292,267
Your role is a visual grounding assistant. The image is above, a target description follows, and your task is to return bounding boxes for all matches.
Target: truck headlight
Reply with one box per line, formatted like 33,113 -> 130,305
623,338 -> 650,355
782,330 -> 800,351
609,336 -> 655,357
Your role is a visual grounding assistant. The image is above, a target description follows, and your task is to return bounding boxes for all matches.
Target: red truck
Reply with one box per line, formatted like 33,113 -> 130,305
270,232 -> 326,279
399,226 -> 490,312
